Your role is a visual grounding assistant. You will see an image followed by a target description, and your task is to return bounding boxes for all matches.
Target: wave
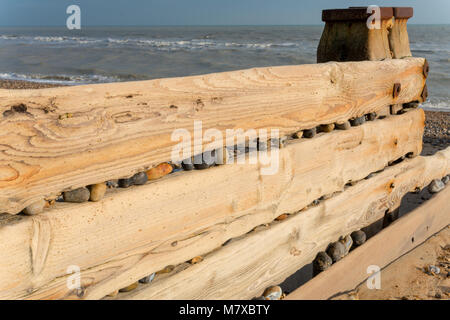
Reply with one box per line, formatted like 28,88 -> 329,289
0,72 -> 142,85
0,34 -> 306,51
421,100 -> 450,112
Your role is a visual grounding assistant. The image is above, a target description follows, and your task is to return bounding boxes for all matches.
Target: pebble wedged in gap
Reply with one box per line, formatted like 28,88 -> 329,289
118,176 -> 134,188
339,235 -> 353,255
257,138 -> 268,151
63,187 -> 90,203
89,183 -> 107,202
193,151 -> 215,170
326,241 -> 346,262
182,157 -> 195,171
428,179 -> 445,193
146,163 -> 173,180
156,265 -> 175,275
22,199 -> 46,215
275,214 -> 289,221
106,180 -> 118,188
442,175 -> 449,185
262,286 -> 282,300
350,230 -> 367,247
118,172 -> 148,188
303,127 -> 316,138
267,138 -> 283,150
139,273 -> 156,284
293,131 -> 303,139
350,116 -> 366,127
335,121 -> 351,130
365,113 -> 377,121
214,147 -> 230,165
132,172 -> 148,185
170,162 -> 182,173
313,251 -> 333,276
319,123 -> 335,133
119,282 -> 139,293
190,256 -> 203,264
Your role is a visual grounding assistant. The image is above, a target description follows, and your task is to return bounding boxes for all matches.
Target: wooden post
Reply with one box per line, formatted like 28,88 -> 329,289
317,7 -> 414,63
389,7 -> 414,58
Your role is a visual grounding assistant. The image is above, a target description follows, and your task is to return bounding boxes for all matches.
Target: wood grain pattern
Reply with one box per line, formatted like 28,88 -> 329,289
0,110 -> 425,299
116,147 -> 450,300
286,186 -> 450,300
0,58 -> 426,214
389,18 -> 412,59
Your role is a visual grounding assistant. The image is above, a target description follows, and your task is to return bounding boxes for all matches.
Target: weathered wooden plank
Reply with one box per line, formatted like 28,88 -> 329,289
116,147 -> 450,300
0,110 -> 425,299
286,186 -> 450,300
0,58 -> 426,214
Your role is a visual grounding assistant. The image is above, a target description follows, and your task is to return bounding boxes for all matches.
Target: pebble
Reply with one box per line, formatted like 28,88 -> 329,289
156,265 -> 175,275
190,256 -> 203,264
293,131 -> 303,139
365,113 -> 377,121
106,180 -> 119,188
275,214 -> 289,221
194,152 -> 215,170
216,147 -> 230,165
270,137 -> 287,149
428,179 -> 445,193
326,241 -> 346,262
182,157 -> 195,171
335,121 -> 351,130
89,183 -> 107,202
350,116 -> 366,126
442,175 -> 449,185
351,230 -> 367,247
319,123 -> 335,133
262,286 -> 282,300
22,200 -> 46,215
146,163 -> 173,180
132,172 -> 148,185
63,187 -> 90,203
119,282 -> 139,293
303,128 -> 317,138
339,235 -> 353,255
139,273 -> 156,284
119,172 -> 148,188
257,138 -> 268,151
313,251 -> 333,275
118,176 -> 134,188
426,265 -> 440,275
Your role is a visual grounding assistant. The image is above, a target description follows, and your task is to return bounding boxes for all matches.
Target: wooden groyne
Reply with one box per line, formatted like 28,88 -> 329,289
0,6 -> 448,300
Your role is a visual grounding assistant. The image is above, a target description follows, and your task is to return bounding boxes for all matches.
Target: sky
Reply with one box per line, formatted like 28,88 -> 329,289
0,0 -> 449,26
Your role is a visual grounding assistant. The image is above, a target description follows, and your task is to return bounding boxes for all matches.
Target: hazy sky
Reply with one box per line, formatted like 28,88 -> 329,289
0,0 -> 449,26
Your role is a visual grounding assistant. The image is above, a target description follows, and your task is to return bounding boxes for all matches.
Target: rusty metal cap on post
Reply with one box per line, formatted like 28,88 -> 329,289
393,7 -> 414,19
322,7 -> 394,22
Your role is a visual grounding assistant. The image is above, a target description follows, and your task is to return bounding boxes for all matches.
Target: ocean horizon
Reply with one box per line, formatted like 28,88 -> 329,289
0,25 -> 449,111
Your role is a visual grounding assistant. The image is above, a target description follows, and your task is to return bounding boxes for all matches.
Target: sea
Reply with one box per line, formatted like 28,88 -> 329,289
0,25 -> 448,111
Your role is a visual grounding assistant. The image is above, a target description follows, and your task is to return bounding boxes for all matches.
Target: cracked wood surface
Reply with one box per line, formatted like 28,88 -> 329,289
0,109 -> 426,299
117,147 -> 450,300
0,58 -> 426,214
